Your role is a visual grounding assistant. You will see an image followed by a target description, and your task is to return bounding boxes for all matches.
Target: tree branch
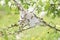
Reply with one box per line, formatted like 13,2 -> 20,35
0,19 -> 60,37
13,0 -> 25,11
41,20 -> 60,31
0,0 -> 60,37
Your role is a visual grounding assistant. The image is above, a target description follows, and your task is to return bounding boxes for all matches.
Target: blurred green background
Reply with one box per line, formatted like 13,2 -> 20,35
0,0 -> 60,40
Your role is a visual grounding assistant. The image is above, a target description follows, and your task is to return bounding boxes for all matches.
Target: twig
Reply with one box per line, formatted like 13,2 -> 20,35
0,0 -> 60,37
13,0 -> 25,11
41,20 -> 60,31
0,19 -> 60,37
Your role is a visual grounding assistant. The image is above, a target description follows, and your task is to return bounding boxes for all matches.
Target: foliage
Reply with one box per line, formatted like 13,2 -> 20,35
0,0 -> 60,18
0,0 -> 60,40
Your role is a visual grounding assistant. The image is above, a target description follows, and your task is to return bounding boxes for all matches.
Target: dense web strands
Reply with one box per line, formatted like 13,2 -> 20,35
0,0 -> 60,39
14,0 -> 60,31
20,6 -> 41,27
13,0 -> 41,28
13,0 -> 60,40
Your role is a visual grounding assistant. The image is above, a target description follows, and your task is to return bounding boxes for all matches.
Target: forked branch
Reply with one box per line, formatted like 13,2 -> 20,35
0,0 -> 60,37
